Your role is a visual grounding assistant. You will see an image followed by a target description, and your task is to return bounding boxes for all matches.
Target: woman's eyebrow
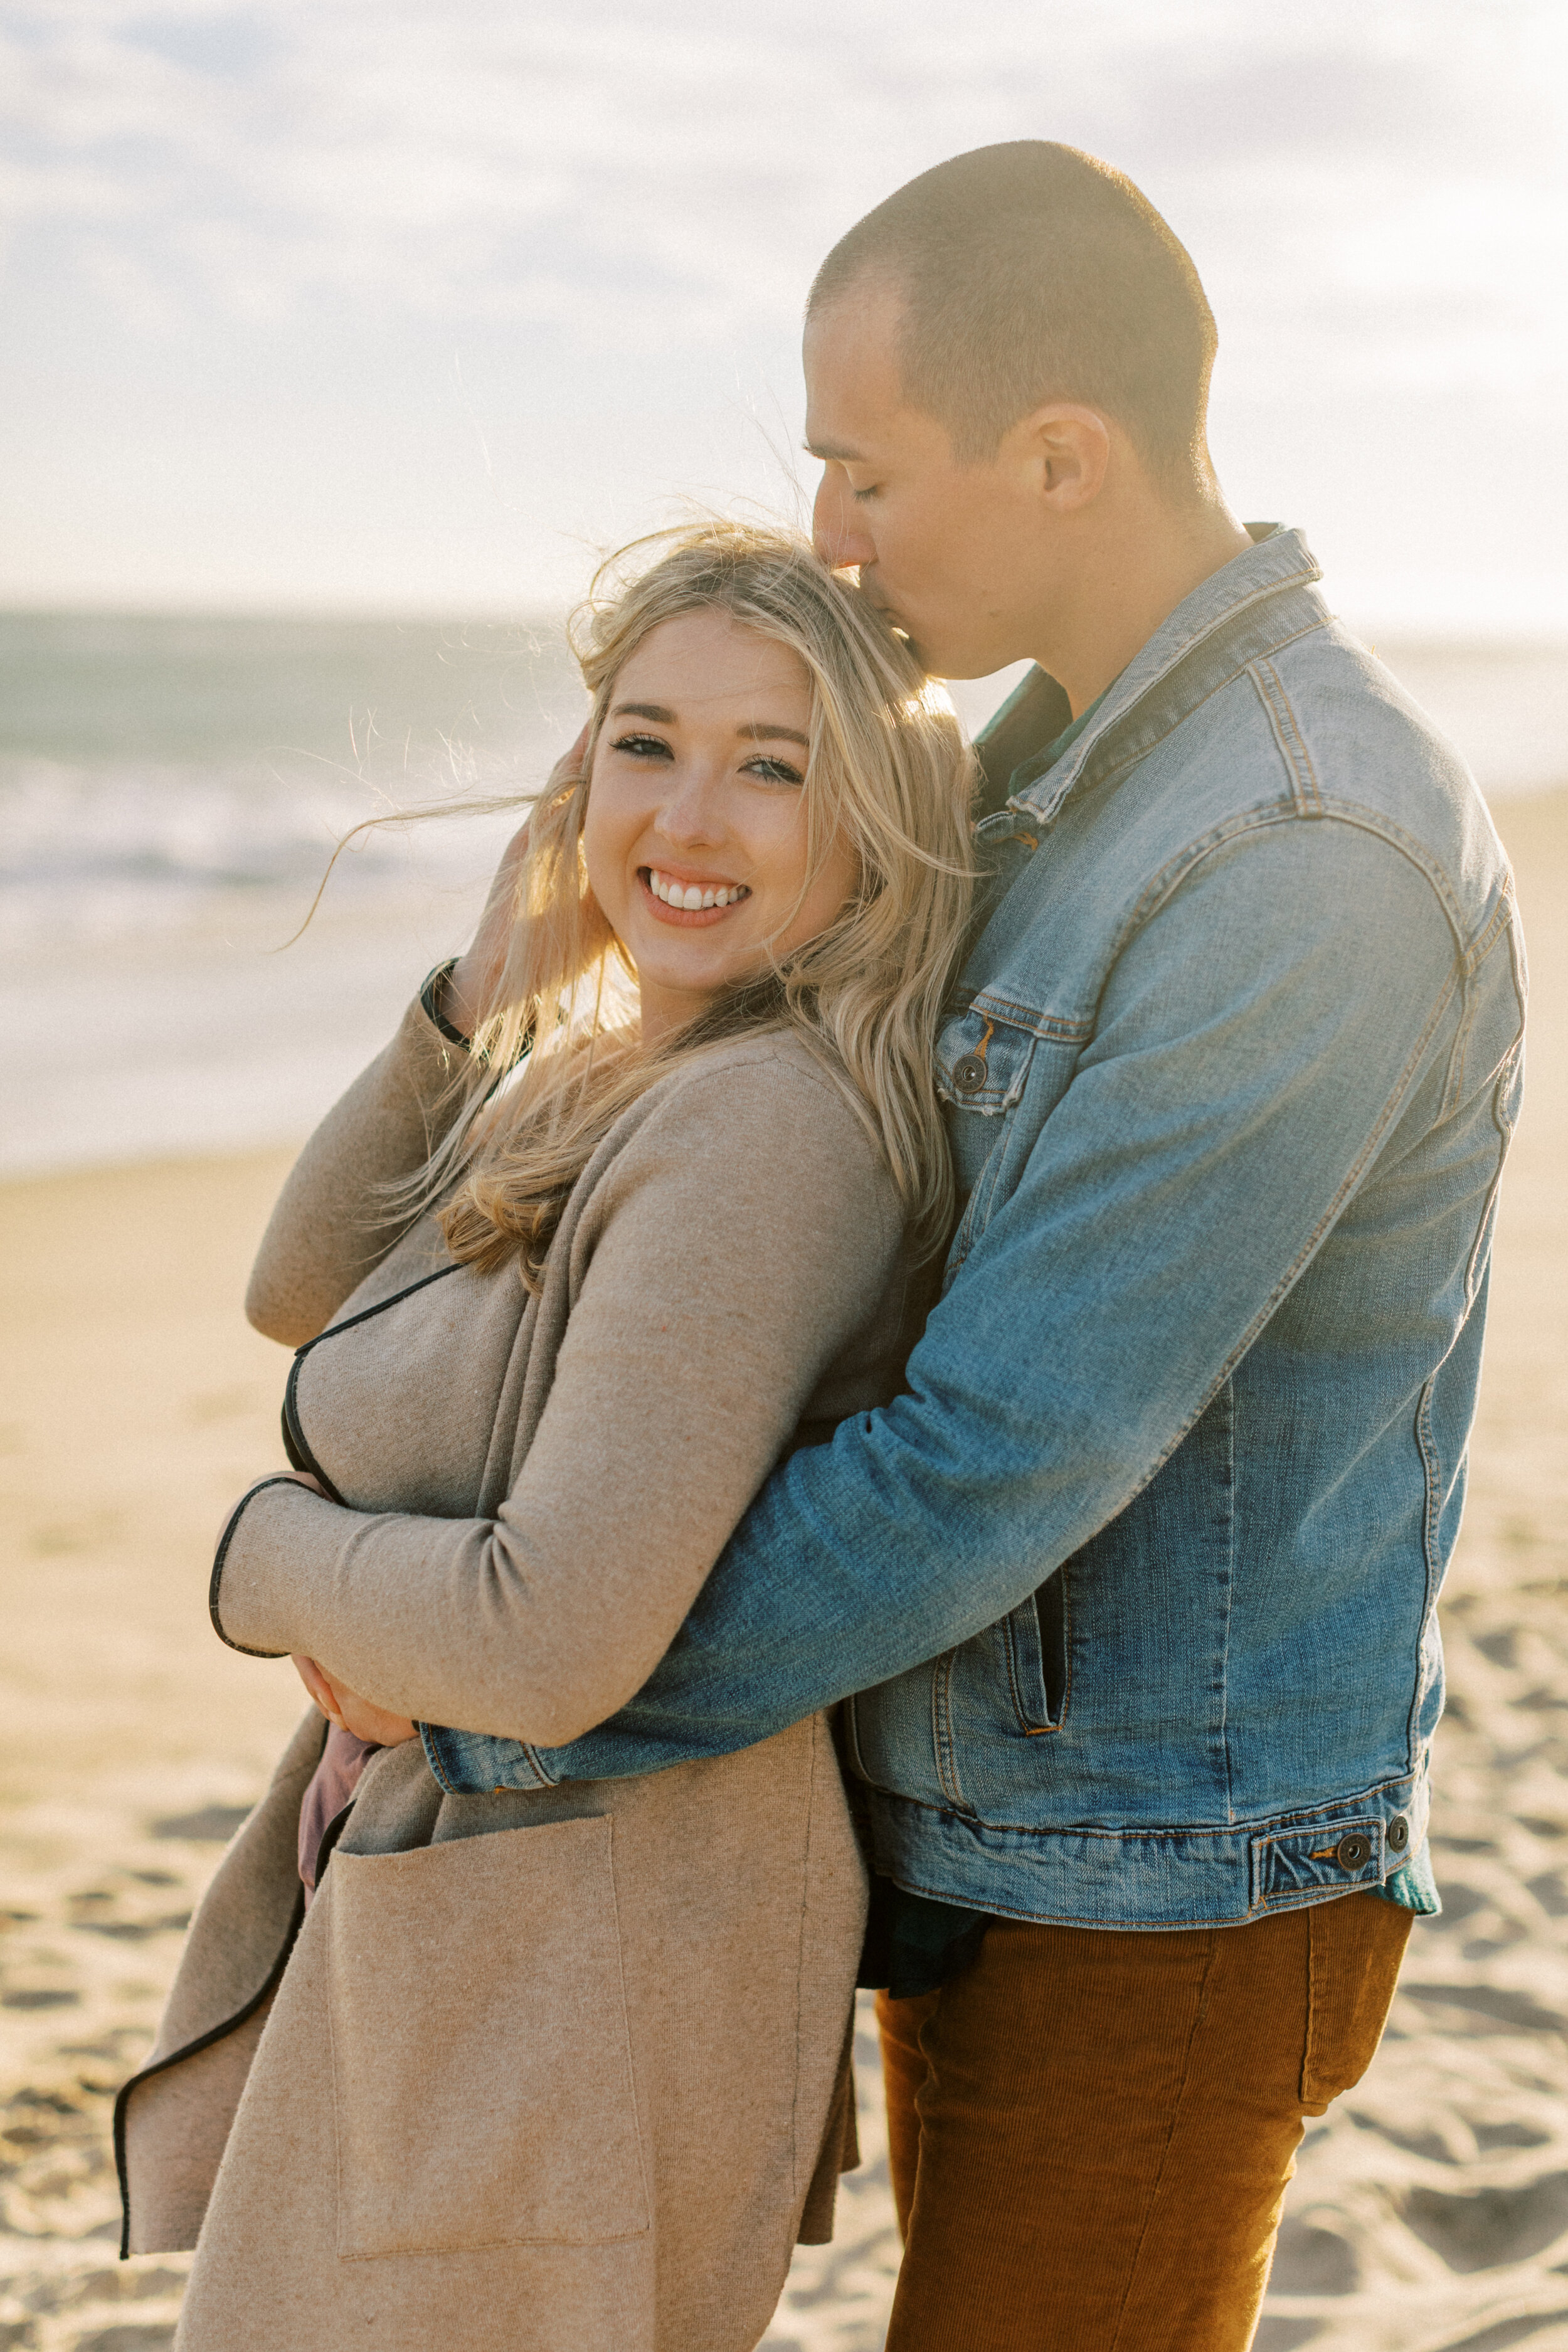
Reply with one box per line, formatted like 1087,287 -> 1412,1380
612,701 -> 808,750
739,723 -> 810,748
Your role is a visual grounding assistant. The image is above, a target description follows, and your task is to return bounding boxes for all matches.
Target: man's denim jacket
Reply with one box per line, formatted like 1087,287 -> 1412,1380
426,526 -> 1527,1932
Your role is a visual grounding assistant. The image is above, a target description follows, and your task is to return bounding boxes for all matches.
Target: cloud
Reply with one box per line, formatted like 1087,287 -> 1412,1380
2,0 -> 1564,619
1,0 -> 1562,396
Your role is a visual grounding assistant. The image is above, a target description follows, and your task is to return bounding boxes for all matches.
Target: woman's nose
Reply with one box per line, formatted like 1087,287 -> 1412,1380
813,468 -> 876,572
655,771 -> 726,848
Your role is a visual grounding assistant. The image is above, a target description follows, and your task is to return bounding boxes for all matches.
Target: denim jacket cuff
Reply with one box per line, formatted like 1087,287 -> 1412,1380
417,1724 -> 557,1794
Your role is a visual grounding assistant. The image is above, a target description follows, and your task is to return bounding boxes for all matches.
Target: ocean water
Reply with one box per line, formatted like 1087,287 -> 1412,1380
1,615 -> 587,1174
1,613 -> 1563,1175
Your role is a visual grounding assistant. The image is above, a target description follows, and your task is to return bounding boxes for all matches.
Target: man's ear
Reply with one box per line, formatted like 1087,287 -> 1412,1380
1005,404 -> 1113,512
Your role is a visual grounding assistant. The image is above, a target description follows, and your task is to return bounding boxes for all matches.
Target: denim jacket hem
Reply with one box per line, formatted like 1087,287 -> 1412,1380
857,1764 -> 1432,1931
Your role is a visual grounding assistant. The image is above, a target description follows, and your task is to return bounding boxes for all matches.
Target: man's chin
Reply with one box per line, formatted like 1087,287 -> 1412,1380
866,603 -> 1014,682
919,647 -> 1007,683
894,625 -> 1015,683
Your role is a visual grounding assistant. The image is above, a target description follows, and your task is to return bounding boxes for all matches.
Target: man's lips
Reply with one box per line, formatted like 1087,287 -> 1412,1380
861,589 -> 913,643
637,866 -> 753,927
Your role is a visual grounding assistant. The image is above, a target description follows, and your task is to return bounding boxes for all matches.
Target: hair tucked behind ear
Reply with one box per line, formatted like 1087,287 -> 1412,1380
408,521 -> 976,1287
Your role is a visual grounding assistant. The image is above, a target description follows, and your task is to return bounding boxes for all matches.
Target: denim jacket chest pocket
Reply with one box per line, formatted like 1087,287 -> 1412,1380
938,1002 -> 1080,1278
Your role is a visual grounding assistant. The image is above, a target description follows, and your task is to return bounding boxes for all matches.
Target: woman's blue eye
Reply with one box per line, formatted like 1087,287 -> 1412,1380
611,733 -> 672,760
743,757 -> 805,786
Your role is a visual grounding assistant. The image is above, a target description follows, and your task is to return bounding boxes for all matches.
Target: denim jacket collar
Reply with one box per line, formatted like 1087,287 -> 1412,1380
992,524 -> 1325,835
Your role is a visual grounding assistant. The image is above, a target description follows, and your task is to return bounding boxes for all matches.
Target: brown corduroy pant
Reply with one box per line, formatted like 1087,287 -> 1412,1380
877,1890 -> 1412,2352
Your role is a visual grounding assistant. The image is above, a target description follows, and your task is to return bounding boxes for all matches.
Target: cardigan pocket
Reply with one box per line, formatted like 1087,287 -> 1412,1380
326,1814 -> 650,2256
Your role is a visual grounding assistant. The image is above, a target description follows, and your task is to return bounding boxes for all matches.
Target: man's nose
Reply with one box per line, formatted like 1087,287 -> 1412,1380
813,469 -> 876,573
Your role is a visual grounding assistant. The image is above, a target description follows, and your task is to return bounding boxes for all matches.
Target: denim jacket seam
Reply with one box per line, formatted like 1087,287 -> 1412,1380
1012,607 -> 1332,829
1104,806 -> 1300,967
1025,956 -> 1462,1550
1457,911 -> 1524,1298
1248,657 -> 1325,815
1002,1616 -> 1030,1728
966,993 -> 1092,1043
1001,1571 -> 1072,1736
978,1087 -> 1030,1218
950,1102 -> 1026,1268
1057,1568 -> 1074,1730
1463,874 -> 1517,975
1248,1883 -> 1380,1918
418,1724 -> 461,1794
864,1769 -> 1422,1844
1217,1379 -> 1236,1821
1441,981 -> 1477,1125
1463,1027 -> 1524,1313
1110,801 -> 1473,975
843,1692 -> 870,1782
931,1653 -> 970,1813
1409,1374 -> 1444,1770
419,1729 -> 556,1794
1312,800 -> 1475,947
1007,573 -> 1328,818
1441,882 -> 1520,1120
875,1877 -> 1355,1933
1249,1813 -> 1379,1855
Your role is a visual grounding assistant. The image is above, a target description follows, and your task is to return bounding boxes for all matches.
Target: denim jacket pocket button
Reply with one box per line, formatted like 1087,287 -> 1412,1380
1386,1814 -> 1409,1853
1335,1832 -> 1372,1871
953,1054 -> 988,1093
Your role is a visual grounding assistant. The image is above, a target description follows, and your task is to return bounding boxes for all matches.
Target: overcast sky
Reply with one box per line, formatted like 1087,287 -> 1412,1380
3,0 -> 1565,630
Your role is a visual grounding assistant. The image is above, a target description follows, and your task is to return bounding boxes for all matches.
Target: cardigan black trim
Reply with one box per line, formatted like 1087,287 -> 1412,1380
280,1262 -> 462,1507
208,1477 -> 305,1656
418,958 -> 471,1046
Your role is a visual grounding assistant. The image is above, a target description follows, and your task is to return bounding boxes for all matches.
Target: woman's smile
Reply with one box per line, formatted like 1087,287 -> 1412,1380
640,866 -> 754,919
580,606 -> 857,1039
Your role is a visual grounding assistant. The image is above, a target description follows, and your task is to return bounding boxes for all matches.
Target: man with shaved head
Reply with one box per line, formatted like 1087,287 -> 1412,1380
442,144 -> 1523,2348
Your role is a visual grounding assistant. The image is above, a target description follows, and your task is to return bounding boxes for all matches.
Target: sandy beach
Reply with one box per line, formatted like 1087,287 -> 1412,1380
1,788 -> 1564,2352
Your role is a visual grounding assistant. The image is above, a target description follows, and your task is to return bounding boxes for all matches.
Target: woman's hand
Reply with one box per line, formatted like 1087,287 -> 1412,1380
292,1654 -> 418,1747
444,722 -> 591,1039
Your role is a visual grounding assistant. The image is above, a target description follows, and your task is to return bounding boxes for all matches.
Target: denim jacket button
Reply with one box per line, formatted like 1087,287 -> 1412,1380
1335,1832 -> 1372,1870
953,1054 -> 988,1093
1386,1814 -> 1409,1853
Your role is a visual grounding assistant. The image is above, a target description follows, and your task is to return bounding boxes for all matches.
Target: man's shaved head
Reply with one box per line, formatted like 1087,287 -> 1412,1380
809,142 -> 1219,498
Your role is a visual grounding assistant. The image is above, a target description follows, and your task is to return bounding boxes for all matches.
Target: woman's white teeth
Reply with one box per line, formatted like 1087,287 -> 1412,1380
647,870 -> 749,910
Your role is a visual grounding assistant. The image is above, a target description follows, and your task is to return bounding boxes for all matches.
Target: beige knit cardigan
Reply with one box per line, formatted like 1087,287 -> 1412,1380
119,993 -> 916,2352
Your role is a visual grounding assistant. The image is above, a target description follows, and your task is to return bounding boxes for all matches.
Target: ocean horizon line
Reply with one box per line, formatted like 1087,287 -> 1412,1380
3,600 -> 1568,654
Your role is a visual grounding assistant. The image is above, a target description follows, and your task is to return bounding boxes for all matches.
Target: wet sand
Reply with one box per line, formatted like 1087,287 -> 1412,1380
2,790 -> 1564,2351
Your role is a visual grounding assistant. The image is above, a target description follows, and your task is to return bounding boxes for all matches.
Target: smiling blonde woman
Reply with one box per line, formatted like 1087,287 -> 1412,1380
117,524 -> 975,2352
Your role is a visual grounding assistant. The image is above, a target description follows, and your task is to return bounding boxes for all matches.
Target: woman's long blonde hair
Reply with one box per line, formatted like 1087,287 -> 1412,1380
426,521 -> 976,1285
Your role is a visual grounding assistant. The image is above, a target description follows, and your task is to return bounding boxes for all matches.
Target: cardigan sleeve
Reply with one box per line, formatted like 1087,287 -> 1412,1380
211,1050 -> 907,1745
245,977 -> 473,1347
